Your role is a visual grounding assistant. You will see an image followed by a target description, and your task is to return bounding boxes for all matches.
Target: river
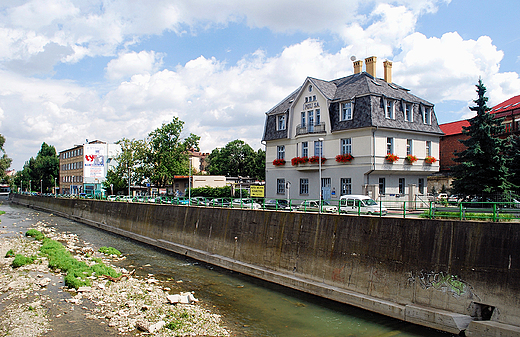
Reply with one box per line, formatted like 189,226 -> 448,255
1,201 -> 454,337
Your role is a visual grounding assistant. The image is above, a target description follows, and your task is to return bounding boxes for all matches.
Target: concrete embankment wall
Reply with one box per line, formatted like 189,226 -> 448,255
12,194 -> 520,336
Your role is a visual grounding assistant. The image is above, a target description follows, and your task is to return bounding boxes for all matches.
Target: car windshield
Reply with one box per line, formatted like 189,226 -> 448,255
364,199 -> 377,206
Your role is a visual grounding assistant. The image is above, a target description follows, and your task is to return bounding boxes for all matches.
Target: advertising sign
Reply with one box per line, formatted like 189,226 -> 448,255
84,144 -> 106,178
250,185 -> 265,197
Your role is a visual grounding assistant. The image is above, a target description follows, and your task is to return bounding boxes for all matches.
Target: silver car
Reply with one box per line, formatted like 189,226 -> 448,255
298,200 -> 338,213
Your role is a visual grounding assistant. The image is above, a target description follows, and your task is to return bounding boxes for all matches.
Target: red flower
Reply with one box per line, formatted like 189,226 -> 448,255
272,158 -> 286,166
425,156 -> 437,164
405,155 -> 418,163
309,156 -> 327,163
335,154 -> 354,163
291,157 -> 308,165
385,153 -> 399,162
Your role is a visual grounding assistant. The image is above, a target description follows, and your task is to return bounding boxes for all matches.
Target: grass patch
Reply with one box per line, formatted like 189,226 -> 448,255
166,321 -> 183,331
12,254 -> 36,268
5,249 -> 15,257
420,211 -> 516,221
26,229 -> 45,240
98,246 -> 122,256
39,238 -> 121,289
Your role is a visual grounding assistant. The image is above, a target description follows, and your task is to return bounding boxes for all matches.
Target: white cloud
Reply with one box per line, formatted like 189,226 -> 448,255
105,51 -> 164,81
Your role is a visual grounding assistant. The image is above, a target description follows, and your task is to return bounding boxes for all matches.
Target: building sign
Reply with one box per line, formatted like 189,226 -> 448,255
303,102 -> 320,110
84,144 -> 106,178
250,185 -> 265,197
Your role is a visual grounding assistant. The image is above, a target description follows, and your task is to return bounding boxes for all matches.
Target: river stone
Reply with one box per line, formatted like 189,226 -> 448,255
167,294 -> 180,304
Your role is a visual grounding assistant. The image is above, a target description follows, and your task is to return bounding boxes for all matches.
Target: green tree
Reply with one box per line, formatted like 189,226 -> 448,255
146,117 -> 200,188
0,134 -> 12,184
114,138 -> 148,195
14,143 -> 58,193
102,168 -> 127,195
451,79 -> 512,200
207,140 -> 264,179
507,135 -> 520,194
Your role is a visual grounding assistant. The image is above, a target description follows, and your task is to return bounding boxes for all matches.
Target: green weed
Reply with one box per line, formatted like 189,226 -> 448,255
26,229 -> 45,240
5,249 -> 15,257
12,254 -> 36,268
98,246 -> 122,256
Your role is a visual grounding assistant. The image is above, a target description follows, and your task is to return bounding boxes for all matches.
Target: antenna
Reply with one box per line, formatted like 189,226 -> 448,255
350,56 -> 356,61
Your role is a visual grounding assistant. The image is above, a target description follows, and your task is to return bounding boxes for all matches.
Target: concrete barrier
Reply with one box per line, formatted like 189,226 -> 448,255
12,194 -> 520,336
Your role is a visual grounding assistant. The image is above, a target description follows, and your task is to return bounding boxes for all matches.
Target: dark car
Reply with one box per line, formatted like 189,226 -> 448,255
263,199 -> 293,210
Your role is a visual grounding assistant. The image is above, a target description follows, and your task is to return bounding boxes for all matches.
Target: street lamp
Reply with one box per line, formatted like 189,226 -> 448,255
318,137 -> 324,214
54,177 -> 57,196
71,175 -> 74,195
188,154 -> 192,205
29,180 -> 31,193
40,179 -> 42,194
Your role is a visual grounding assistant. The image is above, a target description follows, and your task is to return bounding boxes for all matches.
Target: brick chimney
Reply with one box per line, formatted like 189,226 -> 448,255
353,60 -> 363,74
364,56 -> 377,78
383,60 -> 392,83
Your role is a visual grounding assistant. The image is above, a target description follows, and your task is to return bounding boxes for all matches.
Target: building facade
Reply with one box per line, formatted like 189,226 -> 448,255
59,140 -> 120,196
262,57 -> 443,201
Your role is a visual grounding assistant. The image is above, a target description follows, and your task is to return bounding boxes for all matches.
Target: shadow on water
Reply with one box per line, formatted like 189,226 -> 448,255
2,201 -> 456,337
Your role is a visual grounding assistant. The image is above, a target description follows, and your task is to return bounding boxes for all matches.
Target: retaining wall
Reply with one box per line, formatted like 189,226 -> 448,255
12,194 -> 520,336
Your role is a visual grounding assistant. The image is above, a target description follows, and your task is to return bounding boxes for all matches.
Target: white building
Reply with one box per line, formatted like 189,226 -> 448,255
262,57 -> 443,201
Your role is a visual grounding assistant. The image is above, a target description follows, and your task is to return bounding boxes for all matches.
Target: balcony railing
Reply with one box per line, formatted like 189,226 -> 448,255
296,123 -> 326,136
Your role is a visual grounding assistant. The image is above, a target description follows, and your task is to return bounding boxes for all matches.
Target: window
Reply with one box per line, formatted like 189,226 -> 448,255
379,178 -> 386,195
277,145 -> 285,160
405,103 -> 412,122
418,178 -> 425,194
341,138 -> 352,155
302,142 -> 308,158
313,95 -> 316,101
385,100 -> 394,119
300,178 -> 309,195
399,178 -> 405,194
386,137 -> 394,154
315,109 -> 321,125
301,112 -> 306,127
314,140 -> 323,157
423,106 -> 431,125
305,97 -> 308,103
308,85 -> 313,92
340,178 -> 352,195
426,141 -> 432,157
277,114 -> 286,130
406,139 -> 413,156
277,178 -> 286,194
308,110 -> 314,132
342,102 -> 352,121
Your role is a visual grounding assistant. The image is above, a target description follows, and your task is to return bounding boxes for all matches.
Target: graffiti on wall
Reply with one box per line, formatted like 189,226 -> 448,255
409,270 -> 479,300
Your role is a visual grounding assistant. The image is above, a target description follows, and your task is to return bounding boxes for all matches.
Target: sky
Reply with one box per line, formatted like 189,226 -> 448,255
1,0 -> 520,171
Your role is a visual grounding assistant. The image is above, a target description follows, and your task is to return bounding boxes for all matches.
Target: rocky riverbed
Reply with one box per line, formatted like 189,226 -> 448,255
0,216 -> 231,336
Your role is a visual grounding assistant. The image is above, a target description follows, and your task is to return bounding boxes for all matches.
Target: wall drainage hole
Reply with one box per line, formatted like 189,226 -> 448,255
471,302 -> 496,321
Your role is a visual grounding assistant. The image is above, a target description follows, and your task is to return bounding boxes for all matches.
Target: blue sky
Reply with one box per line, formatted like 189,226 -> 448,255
1,0 -> 519,170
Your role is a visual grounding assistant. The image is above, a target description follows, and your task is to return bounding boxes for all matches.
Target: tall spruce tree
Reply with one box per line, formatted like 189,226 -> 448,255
451,79 -> 512,200
507,135 -> 520,194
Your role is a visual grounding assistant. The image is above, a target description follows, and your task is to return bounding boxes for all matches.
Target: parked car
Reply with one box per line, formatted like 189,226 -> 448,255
339,195 -> 387,215
107,195 -> 118,201
173,197 -> 190,205
232,198 -> 261,209
298,200 -> 338,213
436,193 -> 448,202
190,196 -> 209,206
263,199 -> 293,210
209,198 -> 231,207
120,196 -> 134,202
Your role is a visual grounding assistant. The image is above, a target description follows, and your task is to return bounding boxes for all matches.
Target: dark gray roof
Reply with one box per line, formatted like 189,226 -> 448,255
263,72 -> 443,141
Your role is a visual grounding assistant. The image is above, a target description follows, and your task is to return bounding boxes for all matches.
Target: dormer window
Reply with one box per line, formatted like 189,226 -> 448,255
422,106 -> 432,125
405,103 -> 413,122
277,114 -> 286,131
385,99 -> 395,119
308,85 -> 313,92
341,102 -> 353,121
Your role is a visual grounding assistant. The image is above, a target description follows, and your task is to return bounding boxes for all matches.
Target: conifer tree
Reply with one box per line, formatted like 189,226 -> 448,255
451,79 -> 512,200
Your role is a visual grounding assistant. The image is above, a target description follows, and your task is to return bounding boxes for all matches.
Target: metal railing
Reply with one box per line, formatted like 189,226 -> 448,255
295,123 -> 326,136
19,192 -> 520,222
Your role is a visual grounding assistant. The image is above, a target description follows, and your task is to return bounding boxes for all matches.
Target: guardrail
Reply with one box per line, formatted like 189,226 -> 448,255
15,193 -> 520,222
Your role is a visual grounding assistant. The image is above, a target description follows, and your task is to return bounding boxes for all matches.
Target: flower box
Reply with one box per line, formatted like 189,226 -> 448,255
335,154 -> 354,163
405,155 -> 418,164
309,156 -> 327,164
291,156 -> 308,166
272,158 -> 286,166
425,156 -> 437,164
385,154 -> 399,163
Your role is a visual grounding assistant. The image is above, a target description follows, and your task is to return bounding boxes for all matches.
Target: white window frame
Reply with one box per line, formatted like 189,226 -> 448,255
422,106 -> 432,125
379,178 -> 386,195
300,178 -> 309,195
386,137 -> 394,154
406,139 -> 413,156
301,112 -> 306,127
302,142 -> 308,158
385,99 -> 395,119
399,178 -> 405,195
277,145 -> 285,160
277,114 -> 286,131
314,140 -> 323,157
277,178 -> 286,194
341,138 -> 352,155
341,102 -> 353,121
340,178 -> 352,196
405,103 -> 413,122
426,141 -> 432,157
315,109 -> 321,125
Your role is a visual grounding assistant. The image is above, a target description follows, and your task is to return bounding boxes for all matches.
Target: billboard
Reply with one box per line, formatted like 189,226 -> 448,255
250,185 -> 265,197
84,144 -> 106,178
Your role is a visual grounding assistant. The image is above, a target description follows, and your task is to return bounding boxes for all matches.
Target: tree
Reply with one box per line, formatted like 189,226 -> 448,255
506,135 -> 520,194
13,143 -> 58,192
146,117 -> 200,188
0,134 -> 12,183
114,138 -> 148,195
102,168 -> 127,195
207,140 -> 264,179
451,79 -> 512,200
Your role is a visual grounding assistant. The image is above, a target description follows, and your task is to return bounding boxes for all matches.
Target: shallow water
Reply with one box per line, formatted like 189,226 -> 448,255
1,201 -> 455,337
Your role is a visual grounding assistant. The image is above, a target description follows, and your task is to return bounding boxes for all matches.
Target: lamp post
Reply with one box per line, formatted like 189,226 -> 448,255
71,175 -> 74,195
29,180 -> 31,194
188,154 -> 192,205
318,137 -> 324,214
40,179 -> 42,194
54,177 -> 57,197
21,181 -> 23,193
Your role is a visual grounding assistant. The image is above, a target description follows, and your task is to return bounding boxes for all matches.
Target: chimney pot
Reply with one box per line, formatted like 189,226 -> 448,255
353,60 -> 363,74
365,56 -> 377,78
383,60 -> 393,83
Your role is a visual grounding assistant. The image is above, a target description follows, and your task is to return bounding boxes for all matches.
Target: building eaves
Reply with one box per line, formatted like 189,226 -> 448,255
308,77 -> 337,100
266,87 -> 301,115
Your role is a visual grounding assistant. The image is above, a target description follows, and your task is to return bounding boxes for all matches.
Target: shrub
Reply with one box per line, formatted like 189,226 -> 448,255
12,254 -> 36,268
5,249 -> 15,258
26,229 -> 45,241
99,246 -> 122,256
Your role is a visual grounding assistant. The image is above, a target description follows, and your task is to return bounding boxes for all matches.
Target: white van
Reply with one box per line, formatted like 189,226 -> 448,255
339,195 -> 387,215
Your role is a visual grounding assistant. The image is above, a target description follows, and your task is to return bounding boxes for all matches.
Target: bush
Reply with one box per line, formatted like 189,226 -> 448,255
26,229 -> 45,240
5,249 -> 15,257
190,186 -> 232,198
98,246 -> 122,256
12,254 -> 36,268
